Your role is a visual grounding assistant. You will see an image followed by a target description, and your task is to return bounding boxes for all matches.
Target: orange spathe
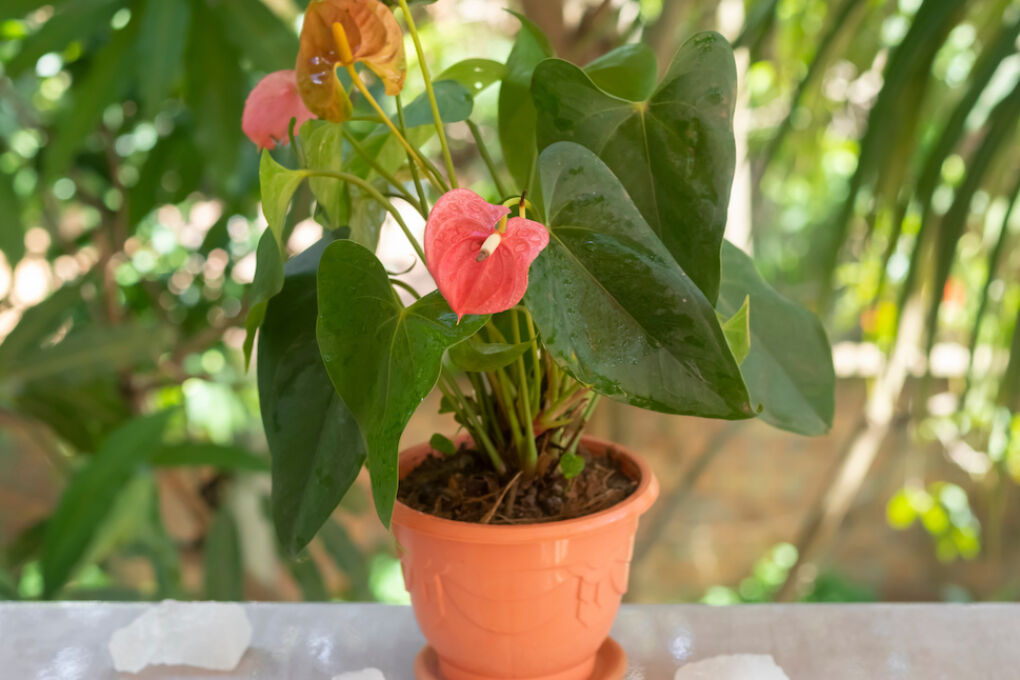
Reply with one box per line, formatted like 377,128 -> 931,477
391,437 -> 659,680
296,0 -> 406,122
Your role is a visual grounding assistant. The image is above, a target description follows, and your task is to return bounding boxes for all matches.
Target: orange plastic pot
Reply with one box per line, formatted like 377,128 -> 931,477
391,436 -> 659,680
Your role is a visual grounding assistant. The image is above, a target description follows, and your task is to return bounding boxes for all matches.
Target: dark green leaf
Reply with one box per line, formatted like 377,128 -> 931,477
717,241 -> 834,435
533,32 -> 737,302
301,121 -> 345,229
212,0 -> 299,74
438,58 -> 507,97
527,142 -> 750,418
583,42 -> 658,102
429,433 -> 456,457
16,378 -> 130,451
258,237 -> 367,554
448,335 -> 532,372
316,241 -> 487,526
719,294 -> 750,366
203,508 -> 244,601
41,410 -> 174,597
498,11 -> 553,194
135,0 -> 191,115
151,443 -> 269,472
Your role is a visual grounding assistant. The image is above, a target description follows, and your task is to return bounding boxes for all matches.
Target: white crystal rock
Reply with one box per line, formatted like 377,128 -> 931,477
108,600 -> 253,673
332,669 -> 386,680
675,654 -> 790,680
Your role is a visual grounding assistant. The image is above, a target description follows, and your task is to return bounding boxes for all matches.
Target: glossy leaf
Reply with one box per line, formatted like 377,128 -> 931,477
317,241 -> 487,526
258,237 -> 367,555
150,443 -> 269,472
438,58 -> 507,96
204,508 -> 244,601
583,42 -> 658,102
135,0 -> 191,115
720,295 -> 750,366
41,410 -> 174,597
301,121 -> 346,229
717,241 -> 834,435
498,11 -> 553,194
448,335 -> 532,372
527,142 -> 750,418
532,32 -> 738,302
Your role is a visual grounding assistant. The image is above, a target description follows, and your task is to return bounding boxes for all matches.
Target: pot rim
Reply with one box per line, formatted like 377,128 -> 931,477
390,435 -> 659,543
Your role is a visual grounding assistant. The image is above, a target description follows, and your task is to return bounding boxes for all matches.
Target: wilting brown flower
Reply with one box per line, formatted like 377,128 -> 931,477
296,0 -> 406,122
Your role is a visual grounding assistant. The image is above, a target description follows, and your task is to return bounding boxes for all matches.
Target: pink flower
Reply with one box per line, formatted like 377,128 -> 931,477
425,189 -> 549,320
242,70 -> 315,150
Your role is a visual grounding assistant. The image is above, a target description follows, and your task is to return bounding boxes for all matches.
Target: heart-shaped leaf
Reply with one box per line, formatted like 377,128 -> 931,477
498,11 -> 553,194
258,236 -> 368,554
527,142 -> 750,418
317,241 -> 487,526
532,31 -> 737,302
259,151 -> 309,245
583,43 -> 658,102
243,229 -> 285,366
717,241 -> 834,435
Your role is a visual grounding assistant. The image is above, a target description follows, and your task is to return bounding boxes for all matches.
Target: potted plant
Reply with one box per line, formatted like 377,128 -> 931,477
244,1 -> 835,678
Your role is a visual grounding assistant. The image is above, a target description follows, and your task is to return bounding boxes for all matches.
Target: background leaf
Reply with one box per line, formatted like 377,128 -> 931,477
203,508 -> 244,601
134,0 -> 191,115
438,58 -> 507,97
41,410 -> 173,597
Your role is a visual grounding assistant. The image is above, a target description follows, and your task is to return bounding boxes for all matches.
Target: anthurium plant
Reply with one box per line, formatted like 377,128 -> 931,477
246,0 -> 835,552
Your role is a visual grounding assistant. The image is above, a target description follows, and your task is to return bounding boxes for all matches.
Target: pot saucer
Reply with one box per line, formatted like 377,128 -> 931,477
413,637 -> 626,680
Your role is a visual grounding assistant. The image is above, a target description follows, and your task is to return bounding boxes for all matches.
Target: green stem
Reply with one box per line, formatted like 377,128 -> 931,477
306,169 -> 425,263
389,278 -> 421,299
564,393 -> 599,457
521,307 -> 542,413
467,371 -> 504,450
396,94 -> 429,214
340,128 -> 422,214
396,0 -> 458,188
442,373 -> 505,473
510,310 -> 538,473
343,63 -> 448,192
466,119 -> 508,198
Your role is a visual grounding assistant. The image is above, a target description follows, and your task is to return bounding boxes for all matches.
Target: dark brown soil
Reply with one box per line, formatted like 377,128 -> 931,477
397,443 -> 638,524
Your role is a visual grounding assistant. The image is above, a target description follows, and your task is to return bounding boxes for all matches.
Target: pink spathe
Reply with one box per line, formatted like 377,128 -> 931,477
425,189 -> 549,320
242,70 -> 315,150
